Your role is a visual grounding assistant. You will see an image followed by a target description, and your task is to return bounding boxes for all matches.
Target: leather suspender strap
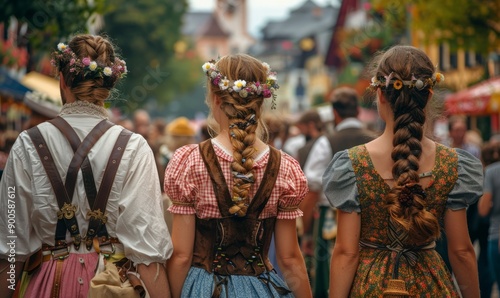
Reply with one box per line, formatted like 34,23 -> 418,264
50,259 -> 64,298
246,146 -> 281,218
65,120 -> 114,201
49,117 -> 115,245
48,117 -> 85,245
199,140 -> 233,217
27,127 -> 82,248
55,120 -> 114,206
49,117 -> 114,205
199,140 -> 281,219
85,129 -> 132,249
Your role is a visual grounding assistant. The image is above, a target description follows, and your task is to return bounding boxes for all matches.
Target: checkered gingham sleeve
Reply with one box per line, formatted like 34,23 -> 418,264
165,142 -> 308,220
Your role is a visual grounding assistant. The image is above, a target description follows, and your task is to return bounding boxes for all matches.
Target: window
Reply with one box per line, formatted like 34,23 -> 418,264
465,51 -> 476,67
439,43 -> 450,71
450,52 -> 458,69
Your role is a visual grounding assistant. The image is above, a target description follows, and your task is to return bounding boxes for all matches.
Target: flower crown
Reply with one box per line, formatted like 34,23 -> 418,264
202,59 -> 280,109
51,42 -> 127,81
370,72 -> 444,91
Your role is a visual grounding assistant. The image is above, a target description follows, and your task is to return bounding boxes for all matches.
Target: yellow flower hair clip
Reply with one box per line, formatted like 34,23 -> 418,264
370,72 -> 445,91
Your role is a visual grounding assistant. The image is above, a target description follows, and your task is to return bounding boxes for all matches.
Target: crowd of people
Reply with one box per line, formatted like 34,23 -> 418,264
0,33 -> 499,298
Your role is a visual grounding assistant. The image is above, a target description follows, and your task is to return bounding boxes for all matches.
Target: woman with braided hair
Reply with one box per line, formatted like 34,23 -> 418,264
323,45 -> 483,297
164,54 -> 312,297
0,34 -> 172,298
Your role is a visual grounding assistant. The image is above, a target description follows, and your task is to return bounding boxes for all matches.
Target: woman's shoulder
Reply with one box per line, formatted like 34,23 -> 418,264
435,142 -> 481,168
166,144 -> 200,171
278,148 -> 302,170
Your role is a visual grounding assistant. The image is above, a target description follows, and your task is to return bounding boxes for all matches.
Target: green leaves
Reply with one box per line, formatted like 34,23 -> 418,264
371,0 -> 500,54
102,0 -> 194,112
1,0 -> 109,53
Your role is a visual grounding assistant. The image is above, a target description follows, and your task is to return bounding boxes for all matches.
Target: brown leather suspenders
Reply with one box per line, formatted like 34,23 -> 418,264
85,128 -> 132,250
27,117 -> 132,251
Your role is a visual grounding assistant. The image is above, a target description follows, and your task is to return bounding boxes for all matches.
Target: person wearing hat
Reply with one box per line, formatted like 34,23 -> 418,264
158,117 -> 196,233
158,117 -> 196,170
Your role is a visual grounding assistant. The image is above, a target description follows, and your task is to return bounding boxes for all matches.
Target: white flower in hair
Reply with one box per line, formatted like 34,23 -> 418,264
233,80 -> 246,92
219,78 -> 230,90
202,62 -> 214,73
415,80 -> 424,89
262,62 -> 270,73
89,61 -> 98,71
267,73 -> 277,81
57,43 -> 67,51
103,67 -> 112,76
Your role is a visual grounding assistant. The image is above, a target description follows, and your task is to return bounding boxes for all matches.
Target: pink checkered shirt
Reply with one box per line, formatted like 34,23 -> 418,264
165,140 -> 307,220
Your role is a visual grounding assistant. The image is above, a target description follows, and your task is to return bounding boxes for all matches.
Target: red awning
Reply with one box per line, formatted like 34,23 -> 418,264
445,76 -> 500,115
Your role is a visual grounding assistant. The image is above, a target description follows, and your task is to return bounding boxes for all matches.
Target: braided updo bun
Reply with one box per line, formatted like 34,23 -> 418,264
54,34 -> 125,104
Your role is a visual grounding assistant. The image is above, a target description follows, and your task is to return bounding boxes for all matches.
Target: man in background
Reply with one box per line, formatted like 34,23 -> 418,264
446,115 -> 492,298
301,87 -> 376,297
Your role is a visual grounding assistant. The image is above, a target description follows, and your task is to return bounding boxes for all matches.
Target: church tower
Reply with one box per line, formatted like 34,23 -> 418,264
215,0 -> 255,53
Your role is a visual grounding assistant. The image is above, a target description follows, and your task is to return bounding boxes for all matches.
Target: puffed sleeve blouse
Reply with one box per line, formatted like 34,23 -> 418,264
164,140 -> 309,220
323,147 -> 483,213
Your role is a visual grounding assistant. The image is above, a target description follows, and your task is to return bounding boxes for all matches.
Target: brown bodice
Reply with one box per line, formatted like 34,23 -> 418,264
193,140 -> 281,276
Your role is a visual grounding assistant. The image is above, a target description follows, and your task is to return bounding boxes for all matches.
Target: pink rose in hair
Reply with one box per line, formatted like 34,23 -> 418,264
70,58 -> 75,66
213,76 -> 221,86
82,57 -> 91,66
262,89 -> 272,98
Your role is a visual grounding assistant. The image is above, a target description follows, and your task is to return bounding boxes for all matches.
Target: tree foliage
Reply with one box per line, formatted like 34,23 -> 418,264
371,0 -> 500,53
101,0 -> 200,112
1,0 -> 107,53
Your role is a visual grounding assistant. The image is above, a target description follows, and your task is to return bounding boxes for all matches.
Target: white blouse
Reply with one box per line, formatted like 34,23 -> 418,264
0,102 -> 172,265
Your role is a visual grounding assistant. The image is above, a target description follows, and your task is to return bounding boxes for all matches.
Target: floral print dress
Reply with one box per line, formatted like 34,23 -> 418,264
323,144 -> 483,297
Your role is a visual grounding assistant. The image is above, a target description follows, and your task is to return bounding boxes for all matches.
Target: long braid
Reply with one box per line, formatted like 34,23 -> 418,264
206,54 -> 270,217
226,103 -> 262,216
376,46 -> 441,245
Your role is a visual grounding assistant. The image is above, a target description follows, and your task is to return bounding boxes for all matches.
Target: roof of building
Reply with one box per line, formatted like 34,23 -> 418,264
183,12 -> 229,38
199,14 -> 229,37
261,1 -> 339,41
182,12 -> 211,36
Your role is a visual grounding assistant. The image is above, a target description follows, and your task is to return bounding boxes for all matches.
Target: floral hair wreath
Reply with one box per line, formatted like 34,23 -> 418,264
202,59 -> 280,109
370,72 -> 444,91
51,42 -> 127,81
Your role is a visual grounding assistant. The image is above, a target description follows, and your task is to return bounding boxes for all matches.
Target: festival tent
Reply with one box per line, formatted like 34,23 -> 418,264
445,76 -> 500,116
1,71 -> 61,131
0,67 -> 31,100
21,71 -> 62,118
21,71 -> 61,102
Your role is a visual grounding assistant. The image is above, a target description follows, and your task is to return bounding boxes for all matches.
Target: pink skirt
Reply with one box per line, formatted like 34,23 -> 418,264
22,253 -> 99,298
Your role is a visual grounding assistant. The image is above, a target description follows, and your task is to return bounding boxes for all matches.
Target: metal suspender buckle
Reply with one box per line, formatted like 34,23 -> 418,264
51,241 -> 70,260
93,236 -> 116,258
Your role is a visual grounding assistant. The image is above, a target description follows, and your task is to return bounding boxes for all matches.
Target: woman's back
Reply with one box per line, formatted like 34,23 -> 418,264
325,143 -> 482,297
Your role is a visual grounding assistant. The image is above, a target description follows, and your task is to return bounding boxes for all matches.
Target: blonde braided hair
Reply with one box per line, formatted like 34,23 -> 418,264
206,54 -> 271,217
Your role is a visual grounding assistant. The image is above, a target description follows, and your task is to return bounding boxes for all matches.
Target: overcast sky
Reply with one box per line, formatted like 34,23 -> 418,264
187,0 -> 339,37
